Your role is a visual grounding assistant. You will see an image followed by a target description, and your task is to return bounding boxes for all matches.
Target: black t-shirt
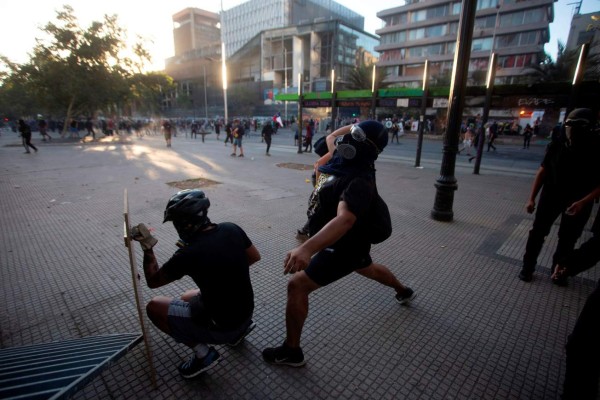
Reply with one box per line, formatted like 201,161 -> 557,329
540,137 -> 600,205
308,174 -> 374,254
234,125 -> 245,137
161,222 -> 254,329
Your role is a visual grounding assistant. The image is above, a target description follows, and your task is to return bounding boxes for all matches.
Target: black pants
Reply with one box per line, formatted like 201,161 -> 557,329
562,210 -> 600,399
522,195 -> 592,272
265,136 -> 271,153
22,136 -> 37,152
304,137 -> 312,152
523,136 -> 531,148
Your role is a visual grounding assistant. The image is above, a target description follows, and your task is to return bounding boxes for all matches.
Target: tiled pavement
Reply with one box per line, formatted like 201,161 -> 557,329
0,128 -> 597,399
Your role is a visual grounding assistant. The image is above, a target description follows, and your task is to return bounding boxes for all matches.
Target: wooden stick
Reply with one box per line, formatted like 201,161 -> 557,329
123,188 -> 158,388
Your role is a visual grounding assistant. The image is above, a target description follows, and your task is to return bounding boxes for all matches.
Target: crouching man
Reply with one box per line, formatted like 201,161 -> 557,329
132,189 -> 260,378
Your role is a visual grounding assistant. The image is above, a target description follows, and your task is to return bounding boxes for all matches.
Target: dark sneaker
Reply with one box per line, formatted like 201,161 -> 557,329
395,287 -> 416,305
227,321 -> 256,346
552,275 -> 568,287
178,347 -> 220,379
262,343 -> 306,367
518,269 -> 533,282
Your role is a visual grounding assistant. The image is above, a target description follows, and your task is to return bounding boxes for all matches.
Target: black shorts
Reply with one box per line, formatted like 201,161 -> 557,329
304,247 -> 372,286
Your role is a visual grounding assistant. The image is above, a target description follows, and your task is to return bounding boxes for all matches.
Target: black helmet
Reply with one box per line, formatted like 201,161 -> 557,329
356,120 -> 388,153
163,189 -> 210,223
565,108 -> 595,127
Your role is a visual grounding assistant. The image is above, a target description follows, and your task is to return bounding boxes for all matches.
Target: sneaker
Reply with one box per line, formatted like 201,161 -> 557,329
518,269 -> 533,282
262,343 -> 306,367
395,287 -> 416,305
238,154 -> 244,157
552,275 -> 568,287
178,347 -> 220,379
230,153 -> 236,156
227,321 -> 256,346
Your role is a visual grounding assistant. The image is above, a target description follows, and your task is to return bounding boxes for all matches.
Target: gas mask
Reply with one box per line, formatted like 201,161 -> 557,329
334,124 -> 382,160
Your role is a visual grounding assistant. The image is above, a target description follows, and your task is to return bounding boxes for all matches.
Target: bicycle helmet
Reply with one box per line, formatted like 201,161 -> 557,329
163,189 -> 211,240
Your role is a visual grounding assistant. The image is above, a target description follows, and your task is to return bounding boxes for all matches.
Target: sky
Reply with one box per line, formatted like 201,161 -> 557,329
0,0 -> 599,72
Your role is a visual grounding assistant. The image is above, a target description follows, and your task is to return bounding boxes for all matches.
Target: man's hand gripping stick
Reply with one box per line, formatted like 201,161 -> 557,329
131,223 -> 158,250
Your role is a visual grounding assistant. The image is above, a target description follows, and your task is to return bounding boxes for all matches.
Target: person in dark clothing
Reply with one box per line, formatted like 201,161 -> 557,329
224,122 -> 233,146
132,189 -> 261,379
518,108 -> 600,283
523,123 -> 533,149
487,121 -> 498,151
84,117 -> 95,140
18,119 -> 37,153
262,120 -> 274,156
550,187 -> 600,400
304,122 -> 313,152
38,118 -> 52,141
262,121 -> 415,367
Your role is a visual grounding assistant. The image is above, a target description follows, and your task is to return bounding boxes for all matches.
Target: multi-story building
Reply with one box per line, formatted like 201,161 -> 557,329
565,11 -> 600,79
164,1 -> 378,118
221,0 -> 365,58
164,8 -> 222,114
375,0 -> 556,88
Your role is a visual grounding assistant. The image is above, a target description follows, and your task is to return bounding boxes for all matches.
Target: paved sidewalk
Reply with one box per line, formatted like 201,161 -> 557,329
0,129 -> 597,399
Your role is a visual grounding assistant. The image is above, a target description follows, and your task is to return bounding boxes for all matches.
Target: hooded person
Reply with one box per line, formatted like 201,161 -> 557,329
518,108 -> 600,283
262,120 -> 416,367
131,189 -> 261,379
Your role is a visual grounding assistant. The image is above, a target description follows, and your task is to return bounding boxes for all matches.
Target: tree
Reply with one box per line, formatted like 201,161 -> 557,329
523,41 -> 600,84
346,64 -> 390,91
0,6 -> 163,130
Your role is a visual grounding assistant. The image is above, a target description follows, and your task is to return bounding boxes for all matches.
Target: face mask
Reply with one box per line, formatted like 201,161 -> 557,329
335,125 -> 381,160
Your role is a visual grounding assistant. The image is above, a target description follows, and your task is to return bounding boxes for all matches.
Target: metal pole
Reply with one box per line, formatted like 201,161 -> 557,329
297,73 -> 303,153
330,68 -> 336,132
415,59 -> 429,168
473,52 -> 496,174
203,65 -> 208,121
220,1 -> 228,125
284,45 -> 288,125
431,0 -> 478,222
371,65 -> 377,119
567,43 -> 589,114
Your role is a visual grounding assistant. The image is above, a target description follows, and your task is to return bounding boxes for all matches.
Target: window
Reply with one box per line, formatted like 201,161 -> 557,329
471,37 -> 493,52
427,5 -> 448,19
520,31 -> 537,46
411,10 -> 426,22
451,2 -> 461,15
475,15 -> 497,30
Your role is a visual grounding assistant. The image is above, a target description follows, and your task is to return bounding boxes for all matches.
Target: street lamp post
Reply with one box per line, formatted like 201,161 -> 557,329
284,46 -> 288,125
415,59 -> 429,168
568,43 -> 589,114
473,52 -> 497,174
370,65 -> 377,119
203,65 -> 208,121
221,42 -> 228,124
297,73 -> 303,154
330,68 -> 336,131
431,0 -> 478,222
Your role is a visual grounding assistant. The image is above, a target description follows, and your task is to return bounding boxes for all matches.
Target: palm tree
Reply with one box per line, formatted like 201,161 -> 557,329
524,41 -> 599,84
346,64 -> 390,90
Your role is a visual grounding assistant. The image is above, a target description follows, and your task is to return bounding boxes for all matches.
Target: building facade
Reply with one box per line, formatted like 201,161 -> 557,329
163,1 -> 377,118
375,0 -> 556,88
221,0 -> 365,58
565,11 -> 600,79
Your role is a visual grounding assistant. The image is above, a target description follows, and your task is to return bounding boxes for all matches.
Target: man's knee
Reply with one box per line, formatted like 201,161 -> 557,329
146,296 -> 171,327
287,272 -> 318,297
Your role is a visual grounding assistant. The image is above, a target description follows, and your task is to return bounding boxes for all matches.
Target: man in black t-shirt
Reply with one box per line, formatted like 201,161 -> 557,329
262,121 -> 416,367
132,189 -> 261,379
230,119 -> 245,157
518,108 -> 600,284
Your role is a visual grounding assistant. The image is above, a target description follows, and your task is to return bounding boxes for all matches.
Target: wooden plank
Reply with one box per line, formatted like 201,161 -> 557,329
123,189 -> 158,388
